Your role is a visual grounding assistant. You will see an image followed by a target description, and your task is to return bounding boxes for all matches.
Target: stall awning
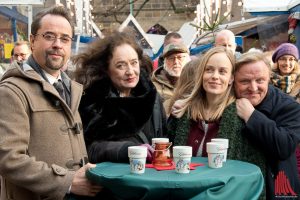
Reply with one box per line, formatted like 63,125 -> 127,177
0,6 -> 27,24
243,0 -> 300,15
193,15 -> 285,46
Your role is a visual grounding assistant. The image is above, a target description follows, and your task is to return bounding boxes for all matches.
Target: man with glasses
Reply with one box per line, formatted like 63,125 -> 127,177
11,41 -> 31,66
0,6 -> 102,200
152,43 -> 191,113
156,32 -> 183,68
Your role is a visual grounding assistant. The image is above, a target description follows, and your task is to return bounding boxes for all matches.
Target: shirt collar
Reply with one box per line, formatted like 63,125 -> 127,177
43,69 -> 62,85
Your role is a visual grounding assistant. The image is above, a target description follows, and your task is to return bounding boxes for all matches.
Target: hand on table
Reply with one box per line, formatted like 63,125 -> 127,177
71,163 -> 103,196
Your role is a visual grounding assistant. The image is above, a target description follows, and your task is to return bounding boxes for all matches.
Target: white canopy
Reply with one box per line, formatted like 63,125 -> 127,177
243,0 -> 300,12
1,0 -> 43,4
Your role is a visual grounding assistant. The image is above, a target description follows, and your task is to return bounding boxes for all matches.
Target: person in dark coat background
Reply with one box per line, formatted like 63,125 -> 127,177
73,30 -> 167,164
235,51 -> 300,199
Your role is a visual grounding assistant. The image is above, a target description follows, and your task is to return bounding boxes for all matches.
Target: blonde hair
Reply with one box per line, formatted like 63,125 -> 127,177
167,58 -> 200,114
236,51 -> 271,75
263,50 -> 274,70
177,46 -> 235,121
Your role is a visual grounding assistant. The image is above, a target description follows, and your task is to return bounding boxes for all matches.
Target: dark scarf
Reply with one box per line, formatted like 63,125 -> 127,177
81,69 -> 157,143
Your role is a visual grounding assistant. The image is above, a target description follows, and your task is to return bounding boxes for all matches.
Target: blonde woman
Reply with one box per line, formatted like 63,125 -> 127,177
168,46 -> 235,156
168,46 -> 265,162
168,47 -> 266,199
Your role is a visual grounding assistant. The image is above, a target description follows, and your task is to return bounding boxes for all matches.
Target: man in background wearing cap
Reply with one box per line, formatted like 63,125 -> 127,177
156,32 -> 183,68
152,42 -> 191,113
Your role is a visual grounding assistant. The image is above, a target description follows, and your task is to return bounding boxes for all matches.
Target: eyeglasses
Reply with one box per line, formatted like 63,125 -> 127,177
13,53 -> 28,59
166,55 -> 186,62
34,33 -> 73,44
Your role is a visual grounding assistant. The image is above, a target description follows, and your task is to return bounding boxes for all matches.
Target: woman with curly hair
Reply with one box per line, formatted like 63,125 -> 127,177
73,30 -> 167,164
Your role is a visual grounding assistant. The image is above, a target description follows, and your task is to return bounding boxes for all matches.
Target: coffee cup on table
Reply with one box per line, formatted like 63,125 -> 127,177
172,146 -> 192,174
128,146 -> 147,174
206,142 -> 226,168
211,138 -> 229,162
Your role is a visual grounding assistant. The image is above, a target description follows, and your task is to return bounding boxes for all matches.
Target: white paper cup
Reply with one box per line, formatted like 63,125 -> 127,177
206,142 -> 226,168
211,138 -> 229,162
173,146 -> 192,174
151,138 -> 169,148
128,146 -> 147,174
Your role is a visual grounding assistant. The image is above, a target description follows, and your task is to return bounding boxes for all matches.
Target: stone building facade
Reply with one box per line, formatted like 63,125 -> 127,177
91,0 -> 248,33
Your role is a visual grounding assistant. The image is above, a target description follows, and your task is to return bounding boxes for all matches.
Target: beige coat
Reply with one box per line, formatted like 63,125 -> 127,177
151,67 -> 175,113
0,63 -> 87,200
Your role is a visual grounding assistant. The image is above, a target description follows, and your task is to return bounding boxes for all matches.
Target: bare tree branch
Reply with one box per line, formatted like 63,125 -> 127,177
92,0 -> 198,24
113,12 -> 122,24
169,0 -> 176,11
134,0 -> 150,17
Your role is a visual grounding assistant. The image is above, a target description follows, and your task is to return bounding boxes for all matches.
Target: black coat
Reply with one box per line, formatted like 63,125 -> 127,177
79,70 -> 167,163
245,85 -> 300,199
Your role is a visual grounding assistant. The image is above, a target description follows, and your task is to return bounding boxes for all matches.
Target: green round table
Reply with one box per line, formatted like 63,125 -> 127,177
86,157 -> 264,200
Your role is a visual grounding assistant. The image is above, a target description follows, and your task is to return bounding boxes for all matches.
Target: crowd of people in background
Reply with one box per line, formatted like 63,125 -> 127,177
0,4 -> 300,200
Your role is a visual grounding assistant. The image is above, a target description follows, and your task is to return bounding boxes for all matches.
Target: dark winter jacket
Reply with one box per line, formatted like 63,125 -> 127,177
79,70 -> 167,163
244,85 -> 300,200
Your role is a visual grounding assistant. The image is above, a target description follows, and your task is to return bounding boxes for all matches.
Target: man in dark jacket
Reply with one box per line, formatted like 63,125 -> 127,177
234,51 -> 300,199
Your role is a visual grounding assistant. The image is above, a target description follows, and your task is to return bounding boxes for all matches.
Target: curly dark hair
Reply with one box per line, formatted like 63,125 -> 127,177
73,30 -> 146,89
